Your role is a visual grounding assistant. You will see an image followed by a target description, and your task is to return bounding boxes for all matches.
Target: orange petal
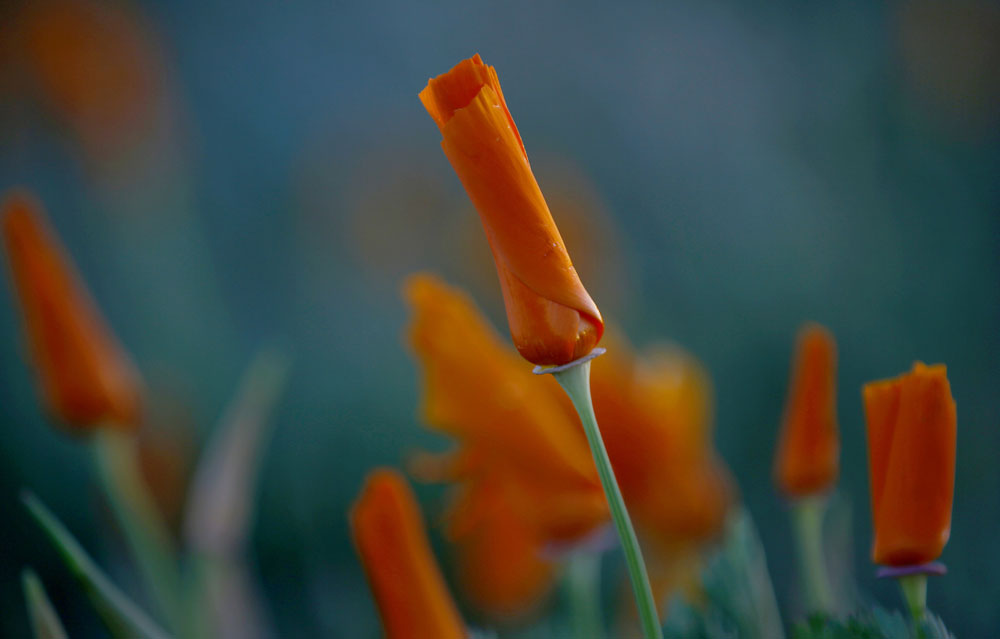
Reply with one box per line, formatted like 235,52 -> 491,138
773,324 -> 839,497
591,330 -> 732,545
404,273 -> 599,489
449,476 -> 555,620
865,363 -> 956,566
420,55 -> 602,365
349,469 -> 466,639
1,190 -> 142,431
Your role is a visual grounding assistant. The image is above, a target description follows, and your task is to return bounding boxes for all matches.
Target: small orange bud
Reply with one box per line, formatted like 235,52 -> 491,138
863,362 -> 956,566
2,190 -> 142,431
349,469 -> 466,639
420,55 -> 603,366
773,324 -> 839,498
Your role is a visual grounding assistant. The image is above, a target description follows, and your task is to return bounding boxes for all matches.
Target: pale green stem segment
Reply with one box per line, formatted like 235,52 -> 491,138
791,496 -> 834,613
93,429 -> 183,632
898,574 -> 927,622
552,360 -> 663,639
565,552 -> 604,639
22,568 -> 68,639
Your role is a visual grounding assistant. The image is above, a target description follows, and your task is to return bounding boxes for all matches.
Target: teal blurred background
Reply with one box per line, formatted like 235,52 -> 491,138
1,0 -> 998,636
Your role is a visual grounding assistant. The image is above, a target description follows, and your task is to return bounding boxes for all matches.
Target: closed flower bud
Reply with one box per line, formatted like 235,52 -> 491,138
2,191 -> 142,431
420,55 -> 603,365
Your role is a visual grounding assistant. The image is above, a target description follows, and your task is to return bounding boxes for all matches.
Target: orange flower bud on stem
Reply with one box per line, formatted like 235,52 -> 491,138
537,352 -> 662,639
864,362 -> 956,623
773,324 -> 839,614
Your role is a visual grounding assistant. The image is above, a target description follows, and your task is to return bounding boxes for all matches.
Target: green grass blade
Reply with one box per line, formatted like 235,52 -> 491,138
21,491 -> 172,639
182,346 -> 290,639
21,568 -> 68,639
183,345 -> 290,554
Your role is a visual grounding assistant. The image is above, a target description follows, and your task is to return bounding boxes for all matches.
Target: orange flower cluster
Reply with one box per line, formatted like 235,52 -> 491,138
350,469 -> 466,639
1,191 -> 142,430
773,324 -> 840,498
420,55 -> 603,366
864,362 -> 956,567
404,274 -> 732,617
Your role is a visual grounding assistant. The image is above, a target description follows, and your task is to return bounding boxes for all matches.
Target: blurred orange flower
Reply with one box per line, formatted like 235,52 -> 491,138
405,274 -> 733,615
420,55 -> 603,366
590,333 -> 733,603
1,190 -> 142,430
863,362 -> 956,566
773,324 -> 839,498
405,273 -> 607,617
350,468 -> 466,639
12,0 -> 165,162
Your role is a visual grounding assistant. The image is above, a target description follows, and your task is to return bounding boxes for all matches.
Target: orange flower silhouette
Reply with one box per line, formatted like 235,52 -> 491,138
1,190 -> 142,430
350,468 -> 466,639
773,324 -> 839,498
405,273 -> 607,616
419,55 -> 603,366
863,362 -> 956,566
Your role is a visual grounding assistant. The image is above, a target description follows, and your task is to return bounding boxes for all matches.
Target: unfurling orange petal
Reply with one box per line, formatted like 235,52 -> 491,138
773,324 -> 839,497
863,362 -> 956,566
350,469 -> 466,639
1,190 -> 142,431
420,55 -> 602,365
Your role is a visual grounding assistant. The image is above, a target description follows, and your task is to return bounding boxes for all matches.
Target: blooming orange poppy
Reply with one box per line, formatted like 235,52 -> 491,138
405,273 -> 607,616
419,55 -> 603,366
863,362 -> 956,566
773,324 -> 839,498
1,190 -> 142,431
350,468 -> 466,639
405,274 -> 732,614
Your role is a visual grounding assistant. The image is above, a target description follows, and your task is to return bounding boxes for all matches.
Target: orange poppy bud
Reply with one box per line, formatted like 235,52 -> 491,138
863,362 -> 956,566
349,469 -> 466,639
1,190 -> 142,431
419,55 -> 603,365
773,324 -> 839,498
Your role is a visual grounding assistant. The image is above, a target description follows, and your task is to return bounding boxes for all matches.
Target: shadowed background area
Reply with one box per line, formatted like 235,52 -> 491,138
0,0 -> 998,636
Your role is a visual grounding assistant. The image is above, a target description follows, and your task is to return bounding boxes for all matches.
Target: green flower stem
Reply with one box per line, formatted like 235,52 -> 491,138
552,359 -> 663,639
790,496 -> 834,613
899,574 -> 927,622
93,429 -> 182,632
565,552 -> 604,639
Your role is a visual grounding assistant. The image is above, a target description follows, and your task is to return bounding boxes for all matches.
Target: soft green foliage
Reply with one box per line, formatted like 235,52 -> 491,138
663,509 -> 784,639
791,609 -> 955,639
21,569 -> 68,639
21,492 -> 171,639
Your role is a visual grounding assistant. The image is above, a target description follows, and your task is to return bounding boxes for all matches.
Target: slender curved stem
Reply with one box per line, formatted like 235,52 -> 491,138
791,497 -> 834,613
552,359 -> 663,639
93,430 -> 182,632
